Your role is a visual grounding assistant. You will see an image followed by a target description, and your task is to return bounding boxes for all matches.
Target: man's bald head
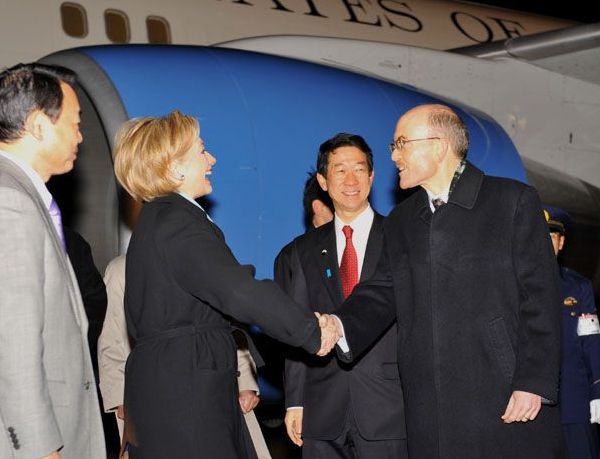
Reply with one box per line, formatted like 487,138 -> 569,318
398,104 -> 469,160
391,104 -> 468,193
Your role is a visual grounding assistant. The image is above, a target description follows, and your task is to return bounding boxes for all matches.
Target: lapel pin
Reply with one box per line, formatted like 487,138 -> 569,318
321,249 -> 327,255
326,268 -> 332,278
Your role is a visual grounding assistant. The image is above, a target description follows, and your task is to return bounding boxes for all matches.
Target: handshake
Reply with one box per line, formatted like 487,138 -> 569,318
315,313 -> 343,356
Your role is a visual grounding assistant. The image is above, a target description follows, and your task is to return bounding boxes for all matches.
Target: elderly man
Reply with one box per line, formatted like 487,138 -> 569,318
275,133 -> 407,459
328,104 -> 562,458
0,63 -> 105,459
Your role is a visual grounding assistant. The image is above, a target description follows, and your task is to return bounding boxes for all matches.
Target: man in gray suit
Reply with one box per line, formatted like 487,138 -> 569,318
0,63 -> 105,459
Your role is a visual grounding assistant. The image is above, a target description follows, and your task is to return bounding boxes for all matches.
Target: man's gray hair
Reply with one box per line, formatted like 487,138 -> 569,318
427,106 -> 469,159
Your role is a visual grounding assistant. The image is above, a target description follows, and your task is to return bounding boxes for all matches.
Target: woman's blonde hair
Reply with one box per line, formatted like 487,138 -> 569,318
113,110 -> 199,202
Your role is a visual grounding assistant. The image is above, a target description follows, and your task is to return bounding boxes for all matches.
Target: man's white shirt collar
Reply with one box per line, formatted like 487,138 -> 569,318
426,188 -> 450,213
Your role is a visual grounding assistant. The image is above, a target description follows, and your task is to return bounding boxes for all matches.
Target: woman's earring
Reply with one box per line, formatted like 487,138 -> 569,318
173,170 -> 185,181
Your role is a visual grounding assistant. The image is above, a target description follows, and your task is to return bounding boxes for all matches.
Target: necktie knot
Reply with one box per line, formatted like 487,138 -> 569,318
342,225 -> 353,240
432,198 -> 445,210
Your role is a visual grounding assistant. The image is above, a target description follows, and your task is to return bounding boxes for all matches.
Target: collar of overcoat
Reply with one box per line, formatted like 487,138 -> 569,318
417,160 -> 484,223
157,193 -> 226,243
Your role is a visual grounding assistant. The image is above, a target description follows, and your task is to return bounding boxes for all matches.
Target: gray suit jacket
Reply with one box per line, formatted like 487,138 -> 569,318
0,155 -> 105,458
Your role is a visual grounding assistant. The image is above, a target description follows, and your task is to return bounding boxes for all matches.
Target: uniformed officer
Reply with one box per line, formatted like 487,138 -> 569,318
545,206 -> 600,459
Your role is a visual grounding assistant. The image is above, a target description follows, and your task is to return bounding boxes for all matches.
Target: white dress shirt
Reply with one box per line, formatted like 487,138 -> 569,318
334,204 -> 374,276
331,205 -> 375,354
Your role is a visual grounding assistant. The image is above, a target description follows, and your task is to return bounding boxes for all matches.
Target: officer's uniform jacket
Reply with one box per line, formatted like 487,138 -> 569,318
559,266 -> 600,424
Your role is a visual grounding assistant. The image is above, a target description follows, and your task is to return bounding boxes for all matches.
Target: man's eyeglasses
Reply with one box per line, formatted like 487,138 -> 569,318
389,136 -> 442,154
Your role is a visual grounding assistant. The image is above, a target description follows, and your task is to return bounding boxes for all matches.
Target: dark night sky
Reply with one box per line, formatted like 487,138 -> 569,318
472,1 -> 600,23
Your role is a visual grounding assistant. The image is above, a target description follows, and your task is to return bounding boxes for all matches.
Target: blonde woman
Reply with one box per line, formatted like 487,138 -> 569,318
113,111 -> 334,458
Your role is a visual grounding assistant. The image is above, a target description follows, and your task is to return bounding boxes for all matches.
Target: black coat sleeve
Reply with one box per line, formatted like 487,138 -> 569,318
157,206 -> 320,354
335,240 -> 399,362
510,186 -> 561,401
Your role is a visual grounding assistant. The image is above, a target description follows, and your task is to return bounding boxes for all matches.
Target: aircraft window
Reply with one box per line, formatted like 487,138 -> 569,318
104,9 -> 130,43
60,2 -> 88,38
146,16 -> 171,44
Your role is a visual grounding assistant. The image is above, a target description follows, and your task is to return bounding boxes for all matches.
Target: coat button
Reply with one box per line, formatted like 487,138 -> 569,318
84,381 -> 90,390
7,427 -> 14,433
571,312 -> 577,317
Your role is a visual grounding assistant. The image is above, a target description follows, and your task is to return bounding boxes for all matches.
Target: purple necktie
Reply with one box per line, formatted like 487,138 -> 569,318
49,199 -> 66,250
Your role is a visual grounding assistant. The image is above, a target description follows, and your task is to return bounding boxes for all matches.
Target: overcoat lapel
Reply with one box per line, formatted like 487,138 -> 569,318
167,194 -> 226,242
209,221 -> 226,242
448,162 -> 483,210
416,189 -> 433,225
415,161 -> 484,224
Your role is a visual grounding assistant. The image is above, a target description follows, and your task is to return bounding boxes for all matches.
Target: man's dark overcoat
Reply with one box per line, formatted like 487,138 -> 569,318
124,193 -> 320,459
336,162 -> 563,458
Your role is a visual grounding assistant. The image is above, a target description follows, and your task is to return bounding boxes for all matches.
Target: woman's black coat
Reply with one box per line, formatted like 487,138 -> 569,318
124,194 -> 320,458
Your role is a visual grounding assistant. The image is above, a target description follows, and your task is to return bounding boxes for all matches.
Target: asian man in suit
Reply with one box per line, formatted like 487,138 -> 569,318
0,63 -> 105,458
274,133 -> 408,459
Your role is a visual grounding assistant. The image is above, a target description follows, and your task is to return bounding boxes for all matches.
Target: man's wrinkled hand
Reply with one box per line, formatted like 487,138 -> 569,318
239,390 -> 260,414
285,408 -> 304,446
501,390 -> 542,423
315,312 -> 341,356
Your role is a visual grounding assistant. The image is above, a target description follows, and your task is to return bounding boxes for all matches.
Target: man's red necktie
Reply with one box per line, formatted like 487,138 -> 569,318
340,225 -> 359,299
